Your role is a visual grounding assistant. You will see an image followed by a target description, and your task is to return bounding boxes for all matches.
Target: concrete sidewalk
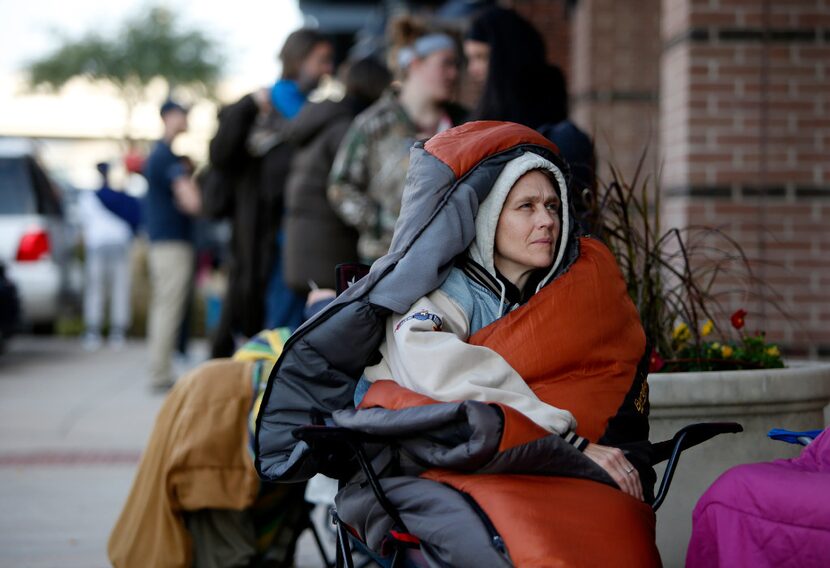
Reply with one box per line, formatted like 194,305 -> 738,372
0,335 -> 328,568
0,335 -> 171,567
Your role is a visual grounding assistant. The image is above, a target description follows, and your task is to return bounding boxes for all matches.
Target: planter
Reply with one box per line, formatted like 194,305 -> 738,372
648,361 -> 830,567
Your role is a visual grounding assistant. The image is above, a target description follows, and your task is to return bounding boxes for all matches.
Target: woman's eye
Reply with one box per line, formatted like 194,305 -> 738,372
546,203 -> 560,212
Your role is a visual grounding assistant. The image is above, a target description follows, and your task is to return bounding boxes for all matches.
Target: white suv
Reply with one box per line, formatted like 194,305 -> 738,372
0,139 -> 80,328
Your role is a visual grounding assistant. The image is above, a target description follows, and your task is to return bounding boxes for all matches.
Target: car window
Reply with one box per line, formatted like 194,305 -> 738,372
28,158 -> 63,216
0,157 -> 36,214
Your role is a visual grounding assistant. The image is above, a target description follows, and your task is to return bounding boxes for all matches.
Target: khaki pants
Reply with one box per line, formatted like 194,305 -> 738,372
147,242 -> 193,386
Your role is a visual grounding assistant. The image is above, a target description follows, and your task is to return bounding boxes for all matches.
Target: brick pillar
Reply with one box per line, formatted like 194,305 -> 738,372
569,0 -> 663,180
661,0 -> 829,356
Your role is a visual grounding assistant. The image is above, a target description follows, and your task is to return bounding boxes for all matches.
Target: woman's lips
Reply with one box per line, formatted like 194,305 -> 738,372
531,238 -> 553,245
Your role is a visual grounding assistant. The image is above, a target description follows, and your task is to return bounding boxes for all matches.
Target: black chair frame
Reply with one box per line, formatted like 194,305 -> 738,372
297,266 -> 744,566
294,421 -> 743,568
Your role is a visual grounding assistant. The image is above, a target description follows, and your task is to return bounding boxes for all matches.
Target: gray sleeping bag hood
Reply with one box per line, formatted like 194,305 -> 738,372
254,121 -> 580,482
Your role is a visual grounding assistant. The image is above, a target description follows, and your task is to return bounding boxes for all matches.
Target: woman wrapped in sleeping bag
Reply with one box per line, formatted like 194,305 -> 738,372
255,121 -> 661,567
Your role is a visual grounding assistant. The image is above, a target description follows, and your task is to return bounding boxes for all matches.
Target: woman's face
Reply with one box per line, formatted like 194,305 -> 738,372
408,47 -> 459,102
494,170 -> 561,284
463,39 -> 490,84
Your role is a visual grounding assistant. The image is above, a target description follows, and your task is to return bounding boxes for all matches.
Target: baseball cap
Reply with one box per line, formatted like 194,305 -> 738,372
160,99 -> 189,116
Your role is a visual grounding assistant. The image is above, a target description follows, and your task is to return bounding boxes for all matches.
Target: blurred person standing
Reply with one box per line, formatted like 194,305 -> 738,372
464,7 -> 596,228
143,100 -> 201,391
173,156 -> 199,366
78,162 -> 141,350
327,16 -> 466,264
283,57 -> 392,295
207,29 -> 334,357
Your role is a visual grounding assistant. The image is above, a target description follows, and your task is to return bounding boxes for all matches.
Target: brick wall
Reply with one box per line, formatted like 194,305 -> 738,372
497,0 -> 826,355
569,0 -> 663,182
506,0 -> 663,185
660,0 -> 830,356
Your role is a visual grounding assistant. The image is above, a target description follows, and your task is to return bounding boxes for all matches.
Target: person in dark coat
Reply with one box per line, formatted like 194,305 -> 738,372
282,57 -> 392,295
207,29 -> 333,357
464,6 -> 597,231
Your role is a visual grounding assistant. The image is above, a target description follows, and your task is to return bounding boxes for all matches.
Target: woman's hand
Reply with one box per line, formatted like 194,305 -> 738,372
583,443 -> 644,502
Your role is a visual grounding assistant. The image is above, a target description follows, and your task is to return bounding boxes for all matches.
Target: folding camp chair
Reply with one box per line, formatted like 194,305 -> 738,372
292,264 -> 744,567
293,421 -> 742,568
768,428 -> 822,446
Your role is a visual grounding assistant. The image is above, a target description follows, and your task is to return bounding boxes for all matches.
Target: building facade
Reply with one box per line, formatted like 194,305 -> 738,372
513,0 -> 828,357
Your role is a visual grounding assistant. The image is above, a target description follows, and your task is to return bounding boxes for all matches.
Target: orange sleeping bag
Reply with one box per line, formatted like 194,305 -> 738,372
361,238 -> 660,567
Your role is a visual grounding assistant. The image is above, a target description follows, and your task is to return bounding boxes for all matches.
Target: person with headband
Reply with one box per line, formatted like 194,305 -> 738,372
327,16 -> 467,264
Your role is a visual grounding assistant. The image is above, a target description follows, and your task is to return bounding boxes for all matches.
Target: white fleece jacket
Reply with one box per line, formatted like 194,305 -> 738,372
363,287 -> 579,437
362,151 -> 587,448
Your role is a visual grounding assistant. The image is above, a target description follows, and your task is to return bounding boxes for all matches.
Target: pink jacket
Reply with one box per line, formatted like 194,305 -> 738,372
687,428 -> 830,567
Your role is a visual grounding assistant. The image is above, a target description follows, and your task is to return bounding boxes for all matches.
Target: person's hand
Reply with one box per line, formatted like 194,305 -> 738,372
307,288 -> 336,306
583,443 -> 644,501
252,88 -> 272,114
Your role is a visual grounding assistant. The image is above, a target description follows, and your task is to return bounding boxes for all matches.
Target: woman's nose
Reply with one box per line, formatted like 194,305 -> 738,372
535,209 -> 557,229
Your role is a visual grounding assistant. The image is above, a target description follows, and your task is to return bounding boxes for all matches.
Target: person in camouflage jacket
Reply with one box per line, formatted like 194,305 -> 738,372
327,19 -> 466,262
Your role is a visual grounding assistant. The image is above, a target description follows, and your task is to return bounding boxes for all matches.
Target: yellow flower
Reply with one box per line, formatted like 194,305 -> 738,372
721,345 -> 734,358
673,322 -> 691,342
766,345 -> 781,358
711,342 -> 721,350
701,320 -> 714,337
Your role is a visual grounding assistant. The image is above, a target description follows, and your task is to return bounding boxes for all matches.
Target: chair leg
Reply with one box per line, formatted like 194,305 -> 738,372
334,512 -> 355,568
351,441 -> 410,533
308,509 -> 334,568
390,546 -> 405,568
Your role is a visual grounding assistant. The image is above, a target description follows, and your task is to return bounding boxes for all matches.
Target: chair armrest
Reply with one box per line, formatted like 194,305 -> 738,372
767,428 -> 822,446
651,422 -> 743,465
293,424 -> 388,445
650,422 -> 743,511
293,424 -> 410,534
